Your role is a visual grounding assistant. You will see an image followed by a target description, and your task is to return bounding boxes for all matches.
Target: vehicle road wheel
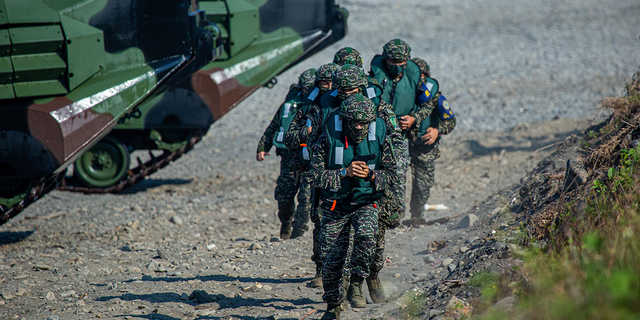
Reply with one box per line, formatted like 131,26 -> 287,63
74,136 -> 130,187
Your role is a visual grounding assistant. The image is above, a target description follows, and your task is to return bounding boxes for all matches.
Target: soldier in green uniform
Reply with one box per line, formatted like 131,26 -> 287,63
369,39 -> 436,222
408,58 -> 456,219
310,95 -> 397,320
256,68 -> 316,239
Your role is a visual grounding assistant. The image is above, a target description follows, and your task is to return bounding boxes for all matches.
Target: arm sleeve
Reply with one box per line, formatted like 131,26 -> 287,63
372,137 -> 397,191
256,105 -> 282,153
283,109 -> 306,150
438,117 -> 457,136
309,133 -> 342,190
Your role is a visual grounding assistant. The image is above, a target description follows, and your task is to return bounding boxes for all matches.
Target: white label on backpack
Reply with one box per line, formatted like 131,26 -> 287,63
330,89 -> 338,97
368,122 -> 376,141
368,164 -> 376,170
276,126 -> 284,142
306,118 -> 312,127
308,87 -> 319,101
426,82 -> 434,91
335,115 -> 342,132
335,147 -> 344,165
367,87 -> 376,99
302,146 -> 310,160
283,103 -> 291,118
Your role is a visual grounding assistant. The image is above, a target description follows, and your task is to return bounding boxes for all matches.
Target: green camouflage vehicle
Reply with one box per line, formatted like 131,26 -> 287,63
61,0 -> 348,192
0,0 -> 221,224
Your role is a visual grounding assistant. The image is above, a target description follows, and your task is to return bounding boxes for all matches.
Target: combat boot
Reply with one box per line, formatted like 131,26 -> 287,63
321,304 -> 341,320
309,266 -> 322,288
366,272 -> 386,303
347,274 -> 367,308
290,227 -> 305,239
280,223 -> 292,240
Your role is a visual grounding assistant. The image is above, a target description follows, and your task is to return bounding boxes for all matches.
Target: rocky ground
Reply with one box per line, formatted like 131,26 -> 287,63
1,0 -> 639,319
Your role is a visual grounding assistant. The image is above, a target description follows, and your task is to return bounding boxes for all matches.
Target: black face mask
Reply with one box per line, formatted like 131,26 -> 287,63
344,121 -> 369,144
386,63 -> 406,77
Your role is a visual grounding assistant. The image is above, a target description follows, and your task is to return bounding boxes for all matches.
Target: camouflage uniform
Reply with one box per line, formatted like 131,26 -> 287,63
310,95 -> 396,317
408,58 -> 457,218
257,68 -> 316,239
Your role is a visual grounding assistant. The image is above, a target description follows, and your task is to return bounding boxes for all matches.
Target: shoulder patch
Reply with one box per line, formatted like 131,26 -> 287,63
417,78 -> 439,104
438,95 -> 455,120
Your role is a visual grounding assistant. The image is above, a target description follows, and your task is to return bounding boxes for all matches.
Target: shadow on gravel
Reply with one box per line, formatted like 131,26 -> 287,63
0,230 -> 35,245
464,128 -> 582,159
98,292 -> 317,311
118,178 -> 193,194
126,274 -> 310,285
116,314 -> 180,320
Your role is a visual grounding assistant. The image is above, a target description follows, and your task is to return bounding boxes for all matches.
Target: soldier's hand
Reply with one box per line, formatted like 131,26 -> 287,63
256,151 -> 270,161
350,161 -> 368,178
399,115 -> 415,130
422,127 -> 439,145
306,126 -> 312,135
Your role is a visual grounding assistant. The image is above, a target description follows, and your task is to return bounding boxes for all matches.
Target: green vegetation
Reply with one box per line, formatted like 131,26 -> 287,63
472,78 -> 640,319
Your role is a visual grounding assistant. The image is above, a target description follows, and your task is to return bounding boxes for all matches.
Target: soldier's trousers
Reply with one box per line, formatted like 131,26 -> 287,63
390,138 -> 409,219
310,192 -> 323,272
370,222 -> 387,275
274,157 -> 302,227
408,141 -> 440,218
291,172 -> 312,234
320,202 -> 378,306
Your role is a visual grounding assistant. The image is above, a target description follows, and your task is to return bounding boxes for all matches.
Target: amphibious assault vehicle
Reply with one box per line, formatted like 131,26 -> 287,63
0,0 -> 347,224
60,0 -> 347,192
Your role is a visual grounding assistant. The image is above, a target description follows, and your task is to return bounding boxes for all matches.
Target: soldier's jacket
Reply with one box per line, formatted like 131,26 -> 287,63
283,85 -> 330,169
309,130 -> 397,203
257,84 -> 304,156
369,55 -> 435,140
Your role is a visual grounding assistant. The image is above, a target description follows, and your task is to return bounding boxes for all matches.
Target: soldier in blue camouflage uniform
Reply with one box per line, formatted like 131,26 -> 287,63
311,95 -> 396,320
284,63 -> 340,287
369,39 -> 436,222
408,58 -> 456,219
256,68 -> 316,239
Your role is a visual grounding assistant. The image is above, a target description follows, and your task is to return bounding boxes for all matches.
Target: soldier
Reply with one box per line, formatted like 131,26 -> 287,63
311,64 -> 403,304
310,95 -> 397,320
369,39 -> 436,221
283,63 -> 340,288
408,58 -> 456,219
256,68 -> 316,239
333,47 -> 364,68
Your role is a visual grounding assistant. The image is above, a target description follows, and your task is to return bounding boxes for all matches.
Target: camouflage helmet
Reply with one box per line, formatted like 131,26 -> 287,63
411,58 -> 430,76
333,47 -> 363,68
383,39 -> 411,60
316,63 -> 340,82
297,68 -> 316,89
340,94 -> 376,122
332,64 -> 368,90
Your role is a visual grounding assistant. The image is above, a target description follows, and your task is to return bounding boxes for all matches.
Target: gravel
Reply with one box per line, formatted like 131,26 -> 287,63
1,0 -> 639,319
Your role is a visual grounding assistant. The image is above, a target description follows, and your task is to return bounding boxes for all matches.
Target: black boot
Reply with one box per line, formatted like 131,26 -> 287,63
321,304 -> 341,320
280,222 -> 292,240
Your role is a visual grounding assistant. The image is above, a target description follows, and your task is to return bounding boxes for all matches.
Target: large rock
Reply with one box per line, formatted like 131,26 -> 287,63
457,214 -> 478,229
